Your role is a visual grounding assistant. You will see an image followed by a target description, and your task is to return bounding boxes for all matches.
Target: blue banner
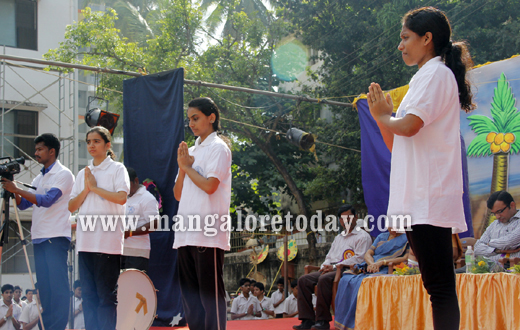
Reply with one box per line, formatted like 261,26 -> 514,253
123,68 -> 185,326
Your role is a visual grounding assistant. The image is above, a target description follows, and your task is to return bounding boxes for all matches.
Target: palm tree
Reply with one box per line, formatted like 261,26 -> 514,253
467,73 -> 520,232
200,0 -> 276,38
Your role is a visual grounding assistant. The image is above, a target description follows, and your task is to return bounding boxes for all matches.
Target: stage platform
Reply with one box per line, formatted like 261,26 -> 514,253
151,318 -> 334,330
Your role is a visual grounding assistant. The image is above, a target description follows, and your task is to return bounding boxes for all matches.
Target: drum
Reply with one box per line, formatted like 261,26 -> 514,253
116,269 -> 157,330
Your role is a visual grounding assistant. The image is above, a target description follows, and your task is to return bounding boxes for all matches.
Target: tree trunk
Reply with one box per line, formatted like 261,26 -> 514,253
240,129 -> 318,264
482,153 -> 509,234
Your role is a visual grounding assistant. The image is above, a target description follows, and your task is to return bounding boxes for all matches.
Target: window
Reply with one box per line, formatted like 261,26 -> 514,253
0,0 -> 37,51
2,109 -> 39,159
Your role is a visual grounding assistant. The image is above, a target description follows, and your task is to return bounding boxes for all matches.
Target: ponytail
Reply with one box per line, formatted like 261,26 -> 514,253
403,7 -> 475,113
442,41 -> 475,112
107,148 -> 116,160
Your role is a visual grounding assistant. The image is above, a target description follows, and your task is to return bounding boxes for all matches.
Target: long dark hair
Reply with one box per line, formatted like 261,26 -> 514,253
403,7 -> 475,112
188,97 -> 231,148
86,126 -> 116,160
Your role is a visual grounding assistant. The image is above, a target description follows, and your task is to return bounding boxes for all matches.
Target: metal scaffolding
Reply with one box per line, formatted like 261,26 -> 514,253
0,49 -> 77,276
0,59 -> 77,176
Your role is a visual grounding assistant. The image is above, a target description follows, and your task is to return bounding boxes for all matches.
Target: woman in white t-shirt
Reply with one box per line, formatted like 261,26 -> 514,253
69,126 -> 130,330
367,7 -> 474,330
173,97 -> 232,330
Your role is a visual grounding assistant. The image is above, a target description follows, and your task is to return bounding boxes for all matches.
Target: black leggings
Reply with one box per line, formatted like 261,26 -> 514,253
406,225 -> 460,330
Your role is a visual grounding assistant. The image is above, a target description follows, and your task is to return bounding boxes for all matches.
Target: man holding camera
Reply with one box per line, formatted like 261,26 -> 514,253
1,133 -> 74,330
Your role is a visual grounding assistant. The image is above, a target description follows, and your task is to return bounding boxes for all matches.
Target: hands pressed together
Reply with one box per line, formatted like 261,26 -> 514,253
367,82 -> 394,122
177,141 -> 194,172
84,167 -> 97,192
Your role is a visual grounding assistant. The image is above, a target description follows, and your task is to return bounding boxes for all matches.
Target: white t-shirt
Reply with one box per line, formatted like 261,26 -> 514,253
321,229 -> 372,268
19,301 -> 39,330
230,294 -> 261,320
283,293 -> 298,317
0,300 -> 22,330
388,56 -> 467,233
73,297 -> 84,329
29,160 -> 74,239
255,296 -> 274,319
271,290 -> 285,314
123,186 -> 159,258
70,157 -> 130,254
173,132 -> 232,251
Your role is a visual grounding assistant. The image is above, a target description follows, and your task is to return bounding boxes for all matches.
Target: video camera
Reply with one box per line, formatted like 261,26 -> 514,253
0,156 -> 25,181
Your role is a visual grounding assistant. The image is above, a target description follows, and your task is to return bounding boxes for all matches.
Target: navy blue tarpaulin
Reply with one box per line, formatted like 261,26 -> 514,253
123,68 -> 185,326
357,99 -> 473,238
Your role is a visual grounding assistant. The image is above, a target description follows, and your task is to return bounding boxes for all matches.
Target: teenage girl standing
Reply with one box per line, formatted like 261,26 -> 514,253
368,7 -> 474,330
69,126 -> 130,330
173,97 -> 232,330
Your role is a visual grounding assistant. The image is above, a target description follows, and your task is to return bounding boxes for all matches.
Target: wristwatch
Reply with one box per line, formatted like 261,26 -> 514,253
3,316 -> 7,321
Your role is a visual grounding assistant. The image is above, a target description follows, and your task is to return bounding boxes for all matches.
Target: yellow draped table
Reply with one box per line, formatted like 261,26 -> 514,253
353,273 -> 520,330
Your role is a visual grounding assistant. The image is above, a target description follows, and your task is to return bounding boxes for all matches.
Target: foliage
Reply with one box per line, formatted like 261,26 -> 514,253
469,257 -> 492,273
467,73 -> 520,156
393,262 -> 420,275
278,0 -> 520,100
508,264 -> 520,274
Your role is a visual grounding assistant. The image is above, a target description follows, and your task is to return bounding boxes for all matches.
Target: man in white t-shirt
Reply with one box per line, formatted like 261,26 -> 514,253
252,282 -> 274,319
294,205 -> 372,330
283,280 -> 298,318
1,133 -> 74,330
19,287 -> 40,330
0,284 -> 22,330
121,167 -> 159,272
270,278 -> 285,318
12,287 -> 26,311
230,279 -> 261,320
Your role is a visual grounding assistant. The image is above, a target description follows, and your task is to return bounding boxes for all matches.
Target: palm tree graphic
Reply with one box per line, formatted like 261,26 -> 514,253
467,73 -> 520,232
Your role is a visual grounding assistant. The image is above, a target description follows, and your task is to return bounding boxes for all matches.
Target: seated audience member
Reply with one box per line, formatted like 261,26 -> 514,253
455,191 -> 520,274
0,284 -> 22,330
230,278 -> 261,320
252,282 -> 274,319
474,191 -> 520,262
283,280 -> 299,318
294,205 -> 372,329
334,228 -> 409,330
19,286 -> 39,330
271,278 -> 285,318
73,280 -> 85,329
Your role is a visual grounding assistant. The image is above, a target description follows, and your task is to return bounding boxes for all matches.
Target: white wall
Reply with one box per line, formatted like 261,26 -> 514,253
2,0 -> 78,222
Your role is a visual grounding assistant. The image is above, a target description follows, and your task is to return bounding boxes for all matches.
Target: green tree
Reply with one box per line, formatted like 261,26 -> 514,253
45,4 -> 340,262
200,0 -> 277,37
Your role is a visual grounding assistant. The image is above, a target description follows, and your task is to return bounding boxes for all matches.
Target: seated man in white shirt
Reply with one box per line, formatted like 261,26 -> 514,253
283,280 -> 299,318
230,278 -> 261,320
294,205 -> 372,330
121,167 -> 160,272
0,284 -> 22,330
456,191 -> 520,273
472,191 -> 520,263
19,286 -> 40,330
252,282 -> 274,319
